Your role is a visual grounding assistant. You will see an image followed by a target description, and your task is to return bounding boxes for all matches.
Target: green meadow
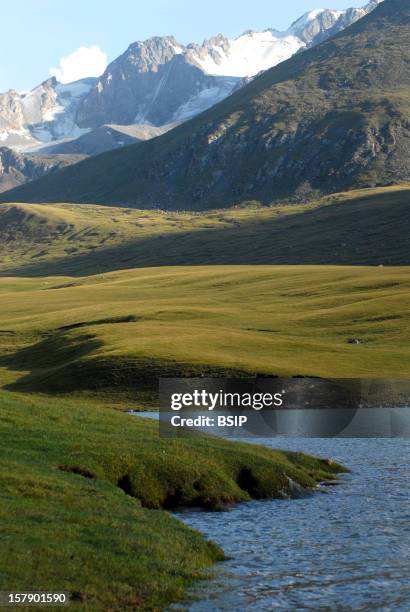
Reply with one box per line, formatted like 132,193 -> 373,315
1,186 -> 409,608
0,265 -> 409,401
1,264 -> 405,608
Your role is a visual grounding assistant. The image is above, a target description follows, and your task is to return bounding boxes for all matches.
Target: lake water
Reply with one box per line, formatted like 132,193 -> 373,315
174,438 -> 410,611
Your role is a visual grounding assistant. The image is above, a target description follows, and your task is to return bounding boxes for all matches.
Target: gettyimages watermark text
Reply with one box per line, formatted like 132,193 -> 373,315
159,378 -> 410,438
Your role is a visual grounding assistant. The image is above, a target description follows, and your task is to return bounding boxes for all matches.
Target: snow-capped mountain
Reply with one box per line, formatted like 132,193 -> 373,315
75,36 -> 239,129
0,77 -> 95,149
185,0 -> 382,77
0,0 -> 382,153
289,0 -> 382,43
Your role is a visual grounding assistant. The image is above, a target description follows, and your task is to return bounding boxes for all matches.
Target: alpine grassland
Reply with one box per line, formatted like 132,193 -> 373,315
0,264 -> 409,398
0,186 -> 409,607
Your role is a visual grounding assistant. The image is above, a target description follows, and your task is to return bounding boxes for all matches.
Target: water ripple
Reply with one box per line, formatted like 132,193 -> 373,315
175,438 -> 410,611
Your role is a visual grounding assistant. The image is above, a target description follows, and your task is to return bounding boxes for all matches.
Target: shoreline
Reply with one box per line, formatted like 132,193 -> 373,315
0,390 -> 348,609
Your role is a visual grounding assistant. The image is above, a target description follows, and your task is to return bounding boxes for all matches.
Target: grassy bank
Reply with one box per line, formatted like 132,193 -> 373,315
0,265 -> 409,403
0,390 -> 345,609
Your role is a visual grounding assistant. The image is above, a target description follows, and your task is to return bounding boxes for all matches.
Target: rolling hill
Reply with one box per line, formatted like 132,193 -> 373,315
1,265 -> 410,403
1,0 -> 409,209
0,185 -> 409,276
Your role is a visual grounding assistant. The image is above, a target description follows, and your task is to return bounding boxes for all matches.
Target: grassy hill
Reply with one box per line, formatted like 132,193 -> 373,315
1,184 -> 409,276
1,0 -> 409,209
1,390 -> 345,608
1,265 -> 410,403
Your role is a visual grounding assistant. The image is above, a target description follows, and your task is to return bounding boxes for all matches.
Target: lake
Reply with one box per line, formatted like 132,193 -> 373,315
174,438 -> 410,610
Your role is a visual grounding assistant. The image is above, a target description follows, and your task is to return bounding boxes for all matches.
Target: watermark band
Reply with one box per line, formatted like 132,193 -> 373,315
159,378 -> 410,438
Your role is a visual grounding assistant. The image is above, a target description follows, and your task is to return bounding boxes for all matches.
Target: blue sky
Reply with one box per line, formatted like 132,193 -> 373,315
1,0 -> 365,91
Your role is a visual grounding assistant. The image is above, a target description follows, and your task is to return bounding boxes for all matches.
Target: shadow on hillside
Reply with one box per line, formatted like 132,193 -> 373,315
0,328 -> 253,402
0,332 -> 102,392
1,189 -> 410,277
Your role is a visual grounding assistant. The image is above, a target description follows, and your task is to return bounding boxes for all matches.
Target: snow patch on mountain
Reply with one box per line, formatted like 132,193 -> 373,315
189,31 -> 304,78
172,77 -> 238,122
185,1 -> 381,79
290,8 -> 341,31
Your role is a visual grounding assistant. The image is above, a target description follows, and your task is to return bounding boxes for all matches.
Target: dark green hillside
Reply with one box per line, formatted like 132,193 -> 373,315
1,0 -> 409,209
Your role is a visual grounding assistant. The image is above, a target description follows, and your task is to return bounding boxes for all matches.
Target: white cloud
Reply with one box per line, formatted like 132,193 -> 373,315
50,46 -> 108,84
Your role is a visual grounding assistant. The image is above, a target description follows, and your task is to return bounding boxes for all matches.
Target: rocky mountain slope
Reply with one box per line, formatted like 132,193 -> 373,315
0,148 -> 84,193
3,0 -> 407,209
38,123 -> 173,155
0,1 -> 380,154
